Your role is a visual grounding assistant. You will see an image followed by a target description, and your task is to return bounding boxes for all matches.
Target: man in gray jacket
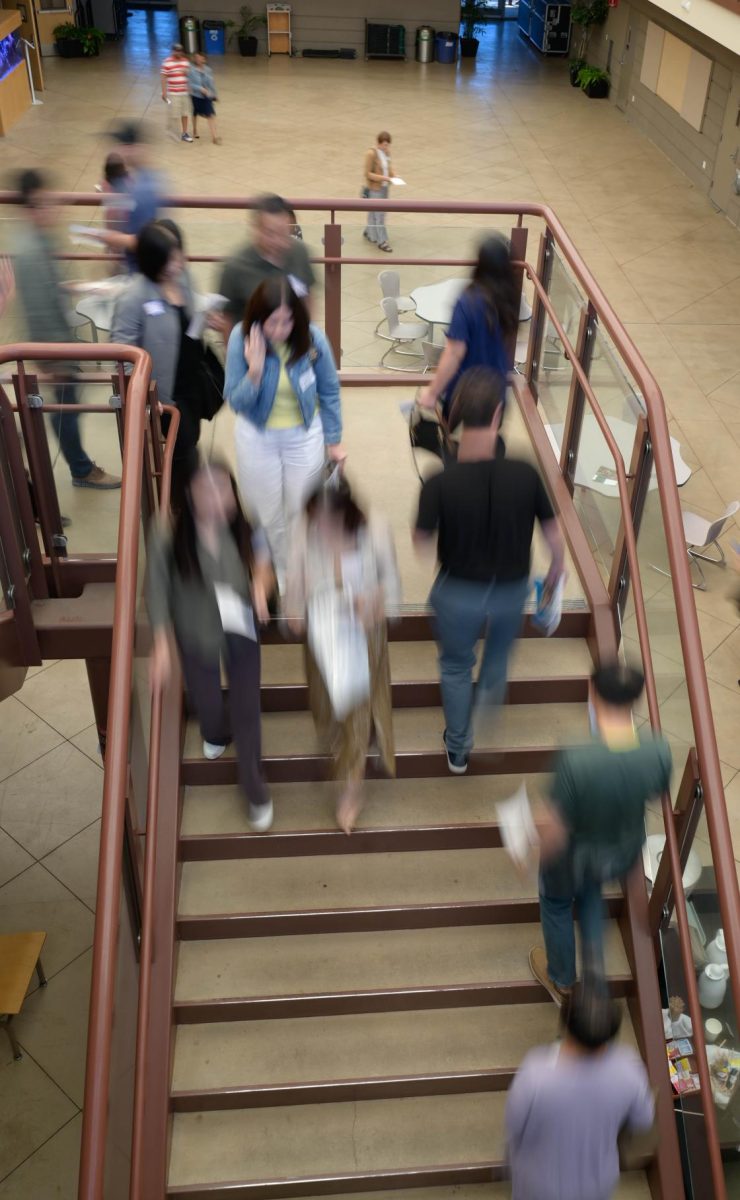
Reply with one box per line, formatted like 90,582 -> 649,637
14,170 -> 120,490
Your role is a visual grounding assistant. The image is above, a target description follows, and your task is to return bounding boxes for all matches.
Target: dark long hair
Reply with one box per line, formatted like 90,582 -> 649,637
304,475 -> 367,535
244,277 -> 311,365
172,460 -> 254,581
468,234 -> 519,340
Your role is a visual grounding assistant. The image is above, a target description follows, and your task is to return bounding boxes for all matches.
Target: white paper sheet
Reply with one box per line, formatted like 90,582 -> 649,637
214,584 -> 257,640
390,178 -> 407,186
186,293 -> 228,340
496,783 -> 539,866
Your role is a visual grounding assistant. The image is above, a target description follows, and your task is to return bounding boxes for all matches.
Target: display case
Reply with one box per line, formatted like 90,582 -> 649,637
518,0 -> 570,55
0,11 -> 31,136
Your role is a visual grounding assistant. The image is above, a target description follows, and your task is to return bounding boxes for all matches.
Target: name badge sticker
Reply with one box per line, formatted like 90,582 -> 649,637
143,300 -> 166,316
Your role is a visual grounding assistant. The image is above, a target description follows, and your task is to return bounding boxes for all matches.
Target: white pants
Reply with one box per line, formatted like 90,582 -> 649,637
235,414 -> 325,591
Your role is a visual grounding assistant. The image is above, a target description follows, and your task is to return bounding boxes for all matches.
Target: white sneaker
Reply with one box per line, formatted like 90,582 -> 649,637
249,798 -> 274,833
182,132 -> 193,142
203,740 -> 227,760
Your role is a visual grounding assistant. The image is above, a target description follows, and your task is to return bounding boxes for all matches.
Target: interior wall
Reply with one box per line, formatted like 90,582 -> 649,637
186,0 -> 461,56
596,0 -> 736,196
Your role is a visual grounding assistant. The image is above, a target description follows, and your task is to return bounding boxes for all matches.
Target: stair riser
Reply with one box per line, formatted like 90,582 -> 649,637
170,1070 -> 514,1113
260,610 -> 591,644
179,825 -> 507,861
176,897 -> 624,940
167,1162 -> 504,1199
181,748 -> 554,787
174,977 -> 632,1023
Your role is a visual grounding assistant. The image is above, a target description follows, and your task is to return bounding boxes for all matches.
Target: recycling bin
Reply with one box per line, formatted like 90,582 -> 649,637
416,25 -> 435,62
179,15 -> 200,53
202,19 -> 226,55
435,30 -> 458,63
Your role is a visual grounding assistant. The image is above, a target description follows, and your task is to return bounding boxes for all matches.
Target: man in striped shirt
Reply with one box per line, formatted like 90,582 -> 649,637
161,43 -> 193,142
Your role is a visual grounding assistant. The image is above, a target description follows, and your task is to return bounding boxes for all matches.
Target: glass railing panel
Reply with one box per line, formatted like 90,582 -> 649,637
128,478 -> 153,842
100,883 -> 140,1200
533,246 -> 586,436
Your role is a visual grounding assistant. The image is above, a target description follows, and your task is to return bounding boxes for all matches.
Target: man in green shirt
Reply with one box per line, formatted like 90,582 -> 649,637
530,663 -> 672,1006
218,193 -> 316,335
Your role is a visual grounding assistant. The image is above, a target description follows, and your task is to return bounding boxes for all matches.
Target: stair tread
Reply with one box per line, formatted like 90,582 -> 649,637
211,1181 -> 651,1200
168,1092 -> 510,1188
181,776 -> 541,838
171,1003 -> 637,1094
183,705 -> 588,760
260,638 -> 593,686
174,923 -> 629,1003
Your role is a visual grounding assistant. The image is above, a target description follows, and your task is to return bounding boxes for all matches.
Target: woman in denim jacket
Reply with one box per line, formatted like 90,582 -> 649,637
224,278 -> 345,592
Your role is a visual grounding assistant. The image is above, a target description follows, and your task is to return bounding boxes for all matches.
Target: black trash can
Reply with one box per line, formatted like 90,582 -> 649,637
202,18 -> 226,54
179,15 -> 200,54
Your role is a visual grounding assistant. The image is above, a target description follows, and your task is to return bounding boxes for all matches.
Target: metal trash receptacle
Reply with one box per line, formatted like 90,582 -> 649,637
435,30 -> 458,63
416,25 -> 435,62
202,19 -> 226,54
179,15 -> 200,53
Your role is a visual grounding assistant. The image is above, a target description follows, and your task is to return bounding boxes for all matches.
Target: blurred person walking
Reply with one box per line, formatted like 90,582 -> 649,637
96,123 -> 166,272
530,662 -> 672,1005
414,367 -> 563,774
148,460 -> 274,831
161,43 -> 193,142
224,278 -> 344,594
189,52 -> 221,144
112,221 -> 206,491
13,170 -> 121,490
506,980 -> 655,1200
286,476 -> 400,833
218,194 -> 316,336
420,234 -> 520,422
362,131 -> 396,253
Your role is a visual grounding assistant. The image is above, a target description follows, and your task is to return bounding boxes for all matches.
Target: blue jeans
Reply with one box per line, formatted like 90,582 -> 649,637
429,572 -> 529,757
52,383 -> 94,480
539,856 -> 606,989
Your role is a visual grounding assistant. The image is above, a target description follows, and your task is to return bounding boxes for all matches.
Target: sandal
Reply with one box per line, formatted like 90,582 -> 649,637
378,242 -> 393,253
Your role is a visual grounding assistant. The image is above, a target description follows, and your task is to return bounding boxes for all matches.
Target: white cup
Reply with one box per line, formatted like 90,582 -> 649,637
705,1017 -> 723,1044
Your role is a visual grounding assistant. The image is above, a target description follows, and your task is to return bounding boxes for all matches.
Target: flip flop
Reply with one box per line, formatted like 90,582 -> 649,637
378,243 -> 393,253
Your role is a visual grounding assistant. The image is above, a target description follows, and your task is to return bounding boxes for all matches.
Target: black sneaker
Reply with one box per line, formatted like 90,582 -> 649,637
443,730 -> 469,775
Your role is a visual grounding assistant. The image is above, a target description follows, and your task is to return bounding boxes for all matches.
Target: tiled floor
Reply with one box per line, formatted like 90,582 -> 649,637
1,12 -> 740,1193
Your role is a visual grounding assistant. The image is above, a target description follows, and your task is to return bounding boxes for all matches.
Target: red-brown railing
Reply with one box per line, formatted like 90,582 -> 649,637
1,193 -> 738,1198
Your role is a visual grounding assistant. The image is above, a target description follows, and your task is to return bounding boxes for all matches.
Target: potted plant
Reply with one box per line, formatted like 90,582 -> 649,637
53,22 -> 105,56
229,5 -> 266,56
570,0 -> 608,63
568,57 -> 585,86
460,0 -> 487,58
577,64 -> 610,98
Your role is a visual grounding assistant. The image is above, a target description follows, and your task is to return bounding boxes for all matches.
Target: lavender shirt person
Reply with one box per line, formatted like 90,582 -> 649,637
505,985 -> 654,1200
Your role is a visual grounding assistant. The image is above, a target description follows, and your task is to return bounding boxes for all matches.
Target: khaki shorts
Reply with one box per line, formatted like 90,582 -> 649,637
167,92 -> 191,120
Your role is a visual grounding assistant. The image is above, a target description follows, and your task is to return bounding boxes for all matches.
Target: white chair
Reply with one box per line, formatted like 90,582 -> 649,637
378,298 -> 429,370
683,501 -> 740,590
375,270 -> 416,337
421,340 -> 442,373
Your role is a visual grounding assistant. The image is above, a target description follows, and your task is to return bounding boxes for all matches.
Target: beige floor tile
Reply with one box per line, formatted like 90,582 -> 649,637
0,865 -> 94,982
16,951 -> 92,1108
68,724 -> 104,770
0,1042 -> 77,1180
16,661 -> 94,740
0,743 -> 103,859
41,821 -> 100,912
0,1114 -> 81,1200
0,830 -> 34,889
0,698 -> 63,786
660,679 -> 740,770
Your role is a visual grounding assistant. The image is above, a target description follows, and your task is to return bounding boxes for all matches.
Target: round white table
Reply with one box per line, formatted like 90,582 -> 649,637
544,415 -> 691,496
410,277 -> 532,343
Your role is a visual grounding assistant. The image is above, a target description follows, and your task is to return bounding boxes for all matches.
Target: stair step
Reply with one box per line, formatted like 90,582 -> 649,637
260,676 -> 588,711
168,1177 -> 652,1200
168,1092 -> 511,1191
180,776 -> 544,839
173,923 -> 630,1008
260,608 -> 591,646
171,1002 -> 638,1098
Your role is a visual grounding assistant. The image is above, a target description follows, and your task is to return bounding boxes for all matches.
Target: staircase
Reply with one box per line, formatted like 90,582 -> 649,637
162,614 -> 653,1198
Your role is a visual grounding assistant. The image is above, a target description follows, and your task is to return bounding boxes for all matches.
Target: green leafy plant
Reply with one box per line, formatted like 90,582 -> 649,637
53,21 -> 105,54
460,0 -> 488,40
577,64 -> 610,88
568,56 -> 586,84
570,0 -> 608,61
230,5 -> 266,41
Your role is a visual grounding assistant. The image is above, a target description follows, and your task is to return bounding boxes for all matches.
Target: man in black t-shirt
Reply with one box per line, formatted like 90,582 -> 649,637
414,367 -> 564,774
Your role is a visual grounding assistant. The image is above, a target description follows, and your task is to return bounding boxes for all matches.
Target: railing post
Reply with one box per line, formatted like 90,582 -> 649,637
558,302 -> 597,496
524,228 -> 553,400
0,386 -> 48,600
323,218 -> 342,366
508,223 -> 528,371
607,415 -> 653,625
13,367 -> 68,598
0,426 -> 42,666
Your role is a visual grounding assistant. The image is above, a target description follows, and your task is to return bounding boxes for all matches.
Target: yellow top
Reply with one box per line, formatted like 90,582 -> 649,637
266,343 -> 302,430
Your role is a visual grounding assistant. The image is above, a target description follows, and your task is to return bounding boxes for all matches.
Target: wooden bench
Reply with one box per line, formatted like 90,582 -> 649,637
0,932 -> 47,1060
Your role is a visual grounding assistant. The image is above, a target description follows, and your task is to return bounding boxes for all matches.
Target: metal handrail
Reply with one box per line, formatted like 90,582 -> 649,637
0,343 -> 154,1200
129,404 -> 180,1199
